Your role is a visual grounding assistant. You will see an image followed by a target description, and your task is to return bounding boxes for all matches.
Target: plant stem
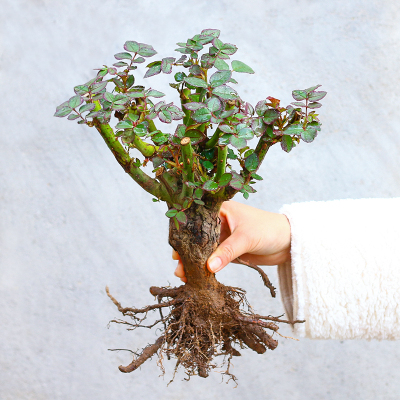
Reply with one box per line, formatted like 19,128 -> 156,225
180,89 -> 191,126
180,137 -> 194,199
92,103 -> 170,201
214,145 -> 227,182
131,134 -> 156,157
204,128 -> 221,149
242,134 -> 273,183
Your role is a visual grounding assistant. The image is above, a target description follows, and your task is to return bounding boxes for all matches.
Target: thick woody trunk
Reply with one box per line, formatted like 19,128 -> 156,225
168,201 -> 223,290
109,199 -> 289,379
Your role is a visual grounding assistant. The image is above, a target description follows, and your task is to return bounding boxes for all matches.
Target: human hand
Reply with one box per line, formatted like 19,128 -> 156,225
173,200 -> 291,282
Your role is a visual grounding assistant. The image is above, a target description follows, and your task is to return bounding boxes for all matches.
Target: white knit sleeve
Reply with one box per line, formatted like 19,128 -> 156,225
278,198 -> 400,340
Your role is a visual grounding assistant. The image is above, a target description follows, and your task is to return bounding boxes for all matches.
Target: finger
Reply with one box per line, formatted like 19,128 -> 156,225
172,249 -> 180,260
174,259 -> 185,279
207,229 -> 250,273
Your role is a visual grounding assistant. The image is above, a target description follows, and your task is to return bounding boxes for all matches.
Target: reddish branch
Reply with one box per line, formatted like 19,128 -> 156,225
236,257 -> 276,297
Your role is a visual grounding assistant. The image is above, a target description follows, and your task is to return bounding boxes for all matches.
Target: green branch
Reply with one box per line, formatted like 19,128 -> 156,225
242,129 -> 273,184
214,145 -> 227,182
131,134 -> 156,157
204,127 -> 221,149
179,137 -> 194,199
92,102 -> 170,201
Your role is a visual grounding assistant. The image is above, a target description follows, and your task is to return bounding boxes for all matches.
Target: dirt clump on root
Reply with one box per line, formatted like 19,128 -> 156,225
106,276 -> 302,383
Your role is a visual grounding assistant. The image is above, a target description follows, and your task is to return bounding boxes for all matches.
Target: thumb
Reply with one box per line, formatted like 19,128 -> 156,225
207,230 -> 250,273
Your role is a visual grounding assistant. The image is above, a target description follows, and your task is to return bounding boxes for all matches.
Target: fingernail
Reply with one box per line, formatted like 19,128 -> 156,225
208,257 -> 222,272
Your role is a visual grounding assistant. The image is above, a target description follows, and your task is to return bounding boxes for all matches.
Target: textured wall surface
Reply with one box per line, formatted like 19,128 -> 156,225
1,0 -> 400,399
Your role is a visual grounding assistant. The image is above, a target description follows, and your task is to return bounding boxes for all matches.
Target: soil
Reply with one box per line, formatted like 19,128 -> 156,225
107,201 -> 302,382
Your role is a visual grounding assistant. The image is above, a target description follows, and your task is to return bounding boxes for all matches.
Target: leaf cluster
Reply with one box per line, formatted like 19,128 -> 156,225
55,29 -> 326,225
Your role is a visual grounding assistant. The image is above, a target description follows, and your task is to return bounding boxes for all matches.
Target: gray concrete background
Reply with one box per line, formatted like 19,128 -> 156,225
1,0 -> 400,399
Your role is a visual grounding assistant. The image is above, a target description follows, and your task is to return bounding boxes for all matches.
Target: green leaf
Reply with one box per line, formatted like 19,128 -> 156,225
138,43 -> 157,57
237,127 -> 254,140
281,135 -> 294,152
201,29 -> 220,38
144,64 -> 162,78
111,78 -> 124,89
292,90 -> 307,101
173,216 -> 180,231
68,95 -> 83,109
305,84 -> 321,94
229,179 -> 243,190
174,72 -> 186,82
152,157 -> 164,168
218,173 -> 232,187
146,89 -> 165,98
183,102 -> 206,111
127,112 -> 139,122
202,160 -> 214,170
116,120 -> 133,129
231,60 -> 254,74
126,75 -> 135,89
194,188 -> 203,198
203,180 -> 218,191
184,77 -> 208,88
214,57 -> 229,70
230,136 -> 247,149
85,110 -> 103,118
175,47 -> 192,54
133,57 -> 145,63
189,65 -> 202,76
74,85 -> 89,95
219,124 -> 234,134
79,103 -> 95,113
161,57 -> 175,74
54,106 -> 72,117
114,52 -> 132,60
255,100 -> 268,116
152,131 -> 169,144
301,124 -> 319,143
174,124 -> 186,138
308,91 -> 327,102
128,90 -> 145,98
194,199 -> 205,205
200,53 -> 216,69
67,113 -> 80,120
227,148 -> 237,160
308,102 -> 322,109
92,81 -> 107,93
212,85 -> 237,100
192,107 -> 211,123
285,123 -> 304,136
212,38 -> 224,50
166,209 -> 178,218
221,43 -> 238,55
245,153 -> 259,171
210,70 -> 232,88
124,40 -> 139,53
221,107 -> 237,118
206,96 -> 222,112
291,101 -> 306,107
219,134 -> 231,145
176,211 -> 187,224
251,173 -> 263,180
185,129 -> 204,145
134,122 -> 148,136
104,92 -> 115,102
263,109 -> 280,124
